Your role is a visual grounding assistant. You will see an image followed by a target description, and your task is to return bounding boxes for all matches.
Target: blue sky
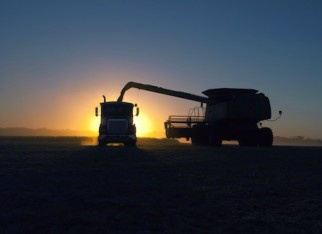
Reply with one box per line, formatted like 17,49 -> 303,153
0,0 -> 321,138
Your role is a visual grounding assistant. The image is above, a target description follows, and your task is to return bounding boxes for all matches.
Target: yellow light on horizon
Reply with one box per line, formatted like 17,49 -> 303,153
134,111 -> 154,137
89,116 -> 100,134
87,111 -> 155,137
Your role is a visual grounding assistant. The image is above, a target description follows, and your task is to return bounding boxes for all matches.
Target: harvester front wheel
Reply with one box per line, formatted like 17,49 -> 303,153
208,131 -> 222,147
191,124 -> 208,146
258,127 -> 273,147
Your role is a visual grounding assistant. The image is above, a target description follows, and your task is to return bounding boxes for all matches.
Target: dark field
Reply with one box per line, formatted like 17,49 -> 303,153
0,137 -> 321,234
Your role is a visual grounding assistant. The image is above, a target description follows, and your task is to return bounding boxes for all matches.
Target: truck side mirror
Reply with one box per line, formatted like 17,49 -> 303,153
136,107 -> 140,116
95,107 -> 99,117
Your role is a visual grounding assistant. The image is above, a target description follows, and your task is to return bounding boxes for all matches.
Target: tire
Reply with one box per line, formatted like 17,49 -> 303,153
125,141 -> 137,147
191,124 -> 208,146
98,140 -> 106,147
208,131 -> 222,147
191,135 -> 199,145
258,127 -> 273,147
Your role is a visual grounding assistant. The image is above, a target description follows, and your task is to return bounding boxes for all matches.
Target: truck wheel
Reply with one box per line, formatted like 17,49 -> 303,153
125,141 -> 137,147
258,128 -> 273,147
98,140 -> 106,147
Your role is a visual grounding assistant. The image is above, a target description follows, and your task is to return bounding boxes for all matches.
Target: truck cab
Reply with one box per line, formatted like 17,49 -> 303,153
96,99 -> 138,146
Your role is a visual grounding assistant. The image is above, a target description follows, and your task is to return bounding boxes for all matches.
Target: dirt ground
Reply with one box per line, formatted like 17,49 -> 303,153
0,137 -> 321,234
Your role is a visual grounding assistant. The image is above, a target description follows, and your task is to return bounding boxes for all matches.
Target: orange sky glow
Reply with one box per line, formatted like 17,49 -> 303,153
0,68 -> 195,138
1,67 -> 321,139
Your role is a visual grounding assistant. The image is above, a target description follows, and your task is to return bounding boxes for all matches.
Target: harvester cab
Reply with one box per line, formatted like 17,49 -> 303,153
95,96 -> 138,146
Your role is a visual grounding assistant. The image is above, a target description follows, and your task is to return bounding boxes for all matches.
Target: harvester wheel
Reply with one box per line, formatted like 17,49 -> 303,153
191,124 -> 208,146
258,127 -> 273,147
208,131 -> 222,147
191,135 -> 198,145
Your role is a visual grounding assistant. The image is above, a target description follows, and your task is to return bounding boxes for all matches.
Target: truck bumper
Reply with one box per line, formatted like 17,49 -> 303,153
98,134 -> 137,144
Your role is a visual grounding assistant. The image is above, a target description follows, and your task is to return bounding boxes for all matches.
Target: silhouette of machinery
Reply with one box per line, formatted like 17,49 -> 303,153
95,95 -> 139,146
114,82 -> 274,147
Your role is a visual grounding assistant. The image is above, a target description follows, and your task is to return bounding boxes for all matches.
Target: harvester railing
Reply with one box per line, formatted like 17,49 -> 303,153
165,115 -> 205,128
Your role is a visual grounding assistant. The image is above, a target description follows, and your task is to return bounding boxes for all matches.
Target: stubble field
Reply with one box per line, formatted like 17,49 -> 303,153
0,137 -> 321,234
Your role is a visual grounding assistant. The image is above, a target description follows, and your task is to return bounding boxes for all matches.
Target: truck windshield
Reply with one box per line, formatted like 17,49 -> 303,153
102,105 -> 132,117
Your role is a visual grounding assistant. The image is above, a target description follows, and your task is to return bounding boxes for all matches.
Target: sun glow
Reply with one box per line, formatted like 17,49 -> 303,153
88,111 -> 154,137
134,111 -> 154,137
89,116 -> 100,134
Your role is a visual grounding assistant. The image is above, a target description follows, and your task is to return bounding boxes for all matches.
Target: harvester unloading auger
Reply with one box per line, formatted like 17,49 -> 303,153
96,81 -> 279,147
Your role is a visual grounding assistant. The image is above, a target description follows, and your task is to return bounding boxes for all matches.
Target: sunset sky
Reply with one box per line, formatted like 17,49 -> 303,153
0,0 -> 321,138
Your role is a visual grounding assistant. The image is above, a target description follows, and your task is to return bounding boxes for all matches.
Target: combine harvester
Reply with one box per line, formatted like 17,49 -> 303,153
95,82 -> 280,147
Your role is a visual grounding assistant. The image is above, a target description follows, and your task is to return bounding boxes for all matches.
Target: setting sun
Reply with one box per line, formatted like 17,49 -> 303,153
134,111 -> 154,137
88,111 -> 154,137
89,116 -> 100,134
